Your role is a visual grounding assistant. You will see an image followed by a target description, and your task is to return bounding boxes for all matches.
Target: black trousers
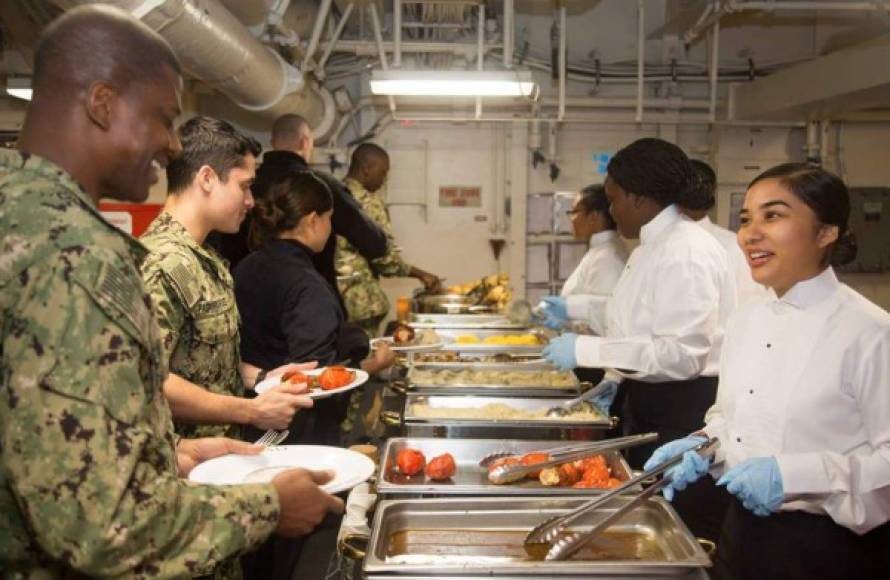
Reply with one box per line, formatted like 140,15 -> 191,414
622,375 -> 718,470
714,495 -> 890,580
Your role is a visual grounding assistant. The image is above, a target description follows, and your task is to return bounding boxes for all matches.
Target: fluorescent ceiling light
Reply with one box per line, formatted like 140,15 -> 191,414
6,77 -> 32,101
370,70 -> 536,97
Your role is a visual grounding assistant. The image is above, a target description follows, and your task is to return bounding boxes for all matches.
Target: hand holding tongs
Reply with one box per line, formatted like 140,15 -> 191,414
523,437 -> 720,561
485,433 -> 657,484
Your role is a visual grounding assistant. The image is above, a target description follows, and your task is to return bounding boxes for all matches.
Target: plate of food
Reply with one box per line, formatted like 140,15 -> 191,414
255,366 -> 369,400
370,324 -> 448,352
188,444 -> 375,494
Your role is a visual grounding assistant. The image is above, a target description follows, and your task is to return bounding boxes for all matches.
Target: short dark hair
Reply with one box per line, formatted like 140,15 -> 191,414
606,138 -> 693,208
249,172 -> 334,250
272,114 -> 311,146
348,142 -> 389,174
749,163 -> 857,267
34,5 -> 181,98
682,159 -> 717,211
167,116 -> 262,194
577,184 -> 616,230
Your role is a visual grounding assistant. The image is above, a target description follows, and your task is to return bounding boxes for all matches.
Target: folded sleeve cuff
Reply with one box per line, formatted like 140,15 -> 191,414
777,452 -> 830,497
575,335 -> 603,368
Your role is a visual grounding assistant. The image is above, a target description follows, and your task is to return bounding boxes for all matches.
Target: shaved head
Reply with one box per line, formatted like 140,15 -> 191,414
348,143 -> 390,192
271,113 -> 314,161
33,4 -> 181,99
20,5 -> 183,204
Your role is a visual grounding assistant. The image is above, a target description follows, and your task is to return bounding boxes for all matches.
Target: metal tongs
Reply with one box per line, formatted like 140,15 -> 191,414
484,433 -> 658,484
545,379 -> 616,418
523,437 -> 720,561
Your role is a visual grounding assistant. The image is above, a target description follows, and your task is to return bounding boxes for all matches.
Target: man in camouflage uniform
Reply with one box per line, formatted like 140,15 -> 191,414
141,116 -> 313,440
336,143 -> 441,337
0,7 -> 342,578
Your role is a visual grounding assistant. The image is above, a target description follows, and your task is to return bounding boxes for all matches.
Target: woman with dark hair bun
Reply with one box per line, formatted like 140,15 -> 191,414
234,172 -> 395,445
647,163 -> 890,580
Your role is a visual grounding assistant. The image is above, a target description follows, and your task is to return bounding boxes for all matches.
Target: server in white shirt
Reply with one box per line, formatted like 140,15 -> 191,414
646,163 -> 890,580
681,159 -> 765,305
538,184 -> 628,334
543,138 -> 736,469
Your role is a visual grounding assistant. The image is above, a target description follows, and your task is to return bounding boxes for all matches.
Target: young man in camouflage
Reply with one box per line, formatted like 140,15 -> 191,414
336,143 -> 442,337
0,7 -> 342,578
141,116 -> 313,440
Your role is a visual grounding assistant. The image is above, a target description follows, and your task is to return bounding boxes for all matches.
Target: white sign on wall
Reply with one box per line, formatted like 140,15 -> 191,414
101,211 -> 133,235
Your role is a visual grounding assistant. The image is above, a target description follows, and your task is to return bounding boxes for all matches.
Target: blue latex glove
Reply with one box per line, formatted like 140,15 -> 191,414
643,435 -> 709,501
542,332 -> 578,370
537,296 -> 568,330
717,457 -> 783,517
585,379 -> 619,415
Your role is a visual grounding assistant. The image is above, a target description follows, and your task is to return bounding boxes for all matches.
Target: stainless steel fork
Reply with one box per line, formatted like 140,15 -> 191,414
253,429 -> 289,447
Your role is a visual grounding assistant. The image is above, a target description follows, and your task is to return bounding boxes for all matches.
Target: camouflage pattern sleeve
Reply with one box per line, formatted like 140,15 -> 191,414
1,256 -> 278,577
141,256 -> 187,361
363,194 -> 413,278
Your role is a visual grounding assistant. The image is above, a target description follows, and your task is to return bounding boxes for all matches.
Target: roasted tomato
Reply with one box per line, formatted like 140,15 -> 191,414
392,323 -> 416,345
281,371 -> 310,386
396,448 -> 426,476
317,366 -> 355,390
519,452 -> 551,479
425,453 -> 457,481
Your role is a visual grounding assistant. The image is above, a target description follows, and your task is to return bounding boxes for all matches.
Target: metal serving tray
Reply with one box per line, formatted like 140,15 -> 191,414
404,365 -> 581,397
435,328 -> 548,354
410,313 -> 528,330
363,496 -> 711,576
386,394 -> 615,440
376,438 -> 632,497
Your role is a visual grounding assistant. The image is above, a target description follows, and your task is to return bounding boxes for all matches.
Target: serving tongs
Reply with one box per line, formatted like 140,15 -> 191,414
544,378 -> 615,418
484,432 -> 658,484
523,437 -> 719,561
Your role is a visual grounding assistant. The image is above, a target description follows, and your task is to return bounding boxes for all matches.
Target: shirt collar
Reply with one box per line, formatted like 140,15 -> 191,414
640,204 -> 682,245
774,267 -> 840,310
152,212 -> 227,270
589,230 -> 618,248
696,215 -> 713,228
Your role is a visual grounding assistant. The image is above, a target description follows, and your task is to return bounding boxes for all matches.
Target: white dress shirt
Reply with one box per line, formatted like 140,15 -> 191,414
574,204 -> 736,381
703,267 -> 890,534
697,216 -> 766,306
562,231 -> 628,330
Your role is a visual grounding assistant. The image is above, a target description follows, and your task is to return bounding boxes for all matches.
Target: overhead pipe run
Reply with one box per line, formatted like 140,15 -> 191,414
55,0 -> 336,139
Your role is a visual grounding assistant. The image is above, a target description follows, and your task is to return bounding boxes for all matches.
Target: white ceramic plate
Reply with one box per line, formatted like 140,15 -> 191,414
188,445 -> 375,494
370,336 -> 448,352
254,367 -> 369,400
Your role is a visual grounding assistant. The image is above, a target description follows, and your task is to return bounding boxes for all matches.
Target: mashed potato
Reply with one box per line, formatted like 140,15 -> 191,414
410,402 -> 603,422
409,368 -> 575,388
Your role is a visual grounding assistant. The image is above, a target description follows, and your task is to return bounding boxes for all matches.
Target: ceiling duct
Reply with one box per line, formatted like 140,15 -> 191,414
51,0 -> 336,139
730,33 -> 890,121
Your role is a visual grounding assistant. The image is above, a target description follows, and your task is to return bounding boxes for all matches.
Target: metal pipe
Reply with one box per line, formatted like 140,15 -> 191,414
302,0 -> 333,70
317,3 -> 354,75
709,18 -> 719,123
636,0 -> 644,123
59,0 -> 326,123
558,4 -> 566,122
368,3 -> 396,113
389,111 -> 806,127
321,39 -> 502,56
476,2 -> 485,120
504,0 -> 514,68
394,0 -> 402,67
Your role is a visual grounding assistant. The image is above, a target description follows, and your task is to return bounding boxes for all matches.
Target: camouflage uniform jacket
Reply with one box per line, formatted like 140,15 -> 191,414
0,150 -> 278,578
335,177 -> 412,323
141,213 -> 243,439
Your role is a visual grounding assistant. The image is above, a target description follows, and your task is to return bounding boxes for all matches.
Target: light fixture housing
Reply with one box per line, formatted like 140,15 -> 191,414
370,69 -> 536,97
6,77 -> 32,101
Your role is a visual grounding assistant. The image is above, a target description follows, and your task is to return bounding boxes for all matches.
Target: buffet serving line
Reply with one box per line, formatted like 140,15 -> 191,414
329,278 -> 716,580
